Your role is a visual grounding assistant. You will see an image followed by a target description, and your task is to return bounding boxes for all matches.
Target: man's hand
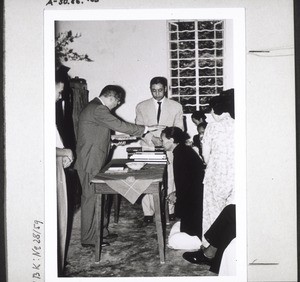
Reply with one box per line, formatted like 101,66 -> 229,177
62,148 -> 74,168
147,125 -> 166,132
63,156 -> 72,168
166,191 -> 177,205
113,141 -> 126,146
151,136 -> 163,146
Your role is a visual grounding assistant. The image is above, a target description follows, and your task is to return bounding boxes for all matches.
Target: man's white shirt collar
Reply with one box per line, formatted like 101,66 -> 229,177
98,96 -> 106,106
153,97 -> 165,104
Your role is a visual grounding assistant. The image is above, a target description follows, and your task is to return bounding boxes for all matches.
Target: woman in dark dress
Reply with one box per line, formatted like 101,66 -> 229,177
161,127 -> 205,239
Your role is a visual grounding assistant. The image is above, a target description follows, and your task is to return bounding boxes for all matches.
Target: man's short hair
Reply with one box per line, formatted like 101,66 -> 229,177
191,111 -> 206,121
99,85 -> 125,104
197,122 -> 207,130
55,66 -> 69,84
150,76 -> 168,88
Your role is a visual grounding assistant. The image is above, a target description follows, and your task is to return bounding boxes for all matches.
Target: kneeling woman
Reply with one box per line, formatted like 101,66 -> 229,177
161,127 -> 205,249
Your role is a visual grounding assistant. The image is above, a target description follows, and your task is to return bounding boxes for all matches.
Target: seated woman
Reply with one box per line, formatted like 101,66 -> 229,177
160,127 -> 205,250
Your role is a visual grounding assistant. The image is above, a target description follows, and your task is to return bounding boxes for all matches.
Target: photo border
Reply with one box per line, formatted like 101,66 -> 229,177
44,8 -> 246,281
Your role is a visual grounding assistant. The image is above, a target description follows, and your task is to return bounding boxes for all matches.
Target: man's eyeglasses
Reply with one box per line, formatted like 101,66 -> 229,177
112,97 -> 121,105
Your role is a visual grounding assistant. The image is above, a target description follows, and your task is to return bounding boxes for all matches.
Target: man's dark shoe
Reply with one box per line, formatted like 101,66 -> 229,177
103,233 -> 118,241
81,241 -> 110,248
169,213 -> 176,221
137,216 -> 153,228
182,250 -> 212,265
101,241 -> 110,247
81,243 -> 95,248
144,216 -> 154,223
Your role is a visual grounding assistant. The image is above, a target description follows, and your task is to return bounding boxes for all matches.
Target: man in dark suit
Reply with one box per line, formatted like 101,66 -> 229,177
192,122 -> 207,158
75,85 -> 160,246
182,204 -> 236,274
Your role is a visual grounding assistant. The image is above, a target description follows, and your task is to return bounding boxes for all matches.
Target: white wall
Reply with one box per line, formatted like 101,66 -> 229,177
56,20 -> 168,120
5,0 -> 296,281
57,20 -> 170,157
56,19 -> 234,149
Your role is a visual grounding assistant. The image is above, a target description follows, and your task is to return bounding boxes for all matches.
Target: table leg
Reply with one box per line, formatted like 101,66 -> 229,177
95,191 -> 103,264
153,190 -> 165,264
114,194 -> 119,223
162,185 -> 170,225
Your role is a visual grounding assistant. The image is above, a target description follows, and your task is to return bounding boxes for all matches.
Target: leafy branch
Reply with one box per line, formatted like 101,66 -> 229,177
55,30 -> 93,64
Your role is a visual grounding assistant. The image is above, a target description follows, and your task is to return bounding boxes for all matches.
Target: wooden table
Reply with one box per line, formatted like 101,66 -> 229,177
91,159 -> 166,264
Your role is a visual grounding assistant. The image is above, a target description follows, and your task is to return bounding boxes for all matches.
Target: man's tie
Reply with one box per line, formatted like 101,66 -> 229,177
157,101 -> 162,124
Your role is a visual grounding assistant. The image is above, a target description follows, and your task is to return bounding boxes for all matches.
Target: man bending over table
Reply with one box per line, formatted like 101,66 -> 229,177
75,85 -> 160,247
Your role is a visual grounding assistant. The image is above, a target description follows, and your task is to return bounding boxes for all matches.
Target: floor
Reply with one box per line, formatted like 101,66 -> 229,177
63,195 -> 215,278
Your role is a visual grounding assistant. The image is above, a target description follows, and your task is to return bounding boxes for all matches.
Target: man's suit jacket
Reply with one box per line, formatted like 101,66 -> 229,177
75,98 -> 145,176
135,97 -> 183,145
204,204 -> 236,274
193,134 -> 202,154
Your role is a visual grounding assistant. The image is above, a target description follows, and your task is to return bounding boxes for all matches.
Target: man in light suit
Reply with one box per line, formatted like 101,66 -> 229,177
75,85 -> 159,246
135,76 -> 184,225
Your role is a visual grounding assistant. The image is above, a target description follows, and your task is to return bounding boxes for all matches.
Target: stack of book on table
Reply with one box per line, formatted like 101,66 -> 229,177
126,147 -> 167,164
111,134 -> 138,143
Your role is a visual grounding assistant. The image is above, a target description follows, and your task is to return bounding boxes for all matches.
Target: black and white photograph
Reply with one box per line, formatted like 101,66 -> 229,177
44,8 -> 246,281
3,1 -> 298,282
